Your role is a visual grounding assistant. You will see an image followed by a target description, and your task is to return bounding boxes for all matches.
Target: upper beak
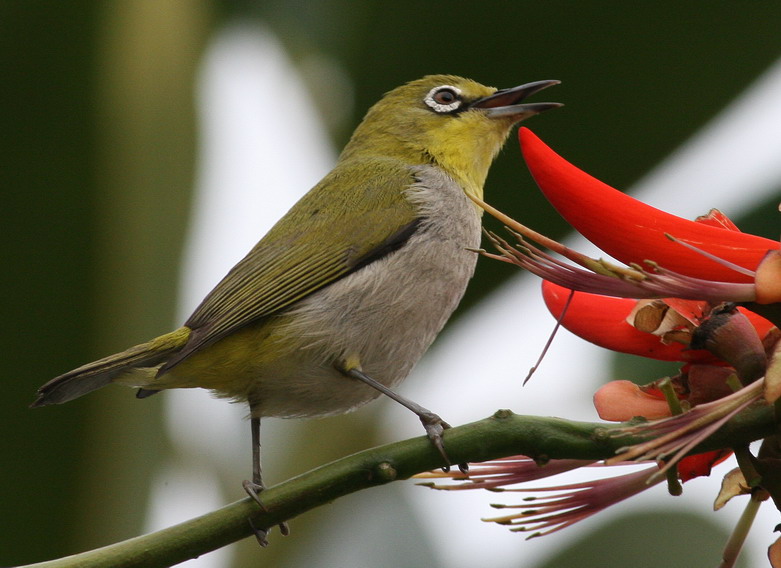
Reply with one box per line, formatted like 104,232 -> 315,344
471,79 -> 562,119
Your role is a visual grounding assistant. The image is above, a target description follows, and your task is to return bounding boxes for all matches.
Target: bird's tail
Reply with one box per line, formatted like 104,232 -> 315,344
31,327 -> 191,407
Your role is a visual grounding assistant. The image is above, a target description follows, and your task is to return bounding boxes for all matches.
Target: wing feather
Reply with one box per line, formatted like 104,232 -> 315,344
160,158 -> 421,372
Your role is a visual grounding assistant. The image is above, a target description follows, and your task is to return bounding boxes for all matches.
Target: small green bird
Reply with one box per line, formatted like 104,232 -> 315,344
33,75 -> 560,535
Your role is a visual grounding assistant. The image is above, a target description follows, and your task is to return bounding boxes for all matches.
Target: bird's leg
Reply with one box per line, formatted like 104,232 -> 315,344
242,416 -> 290,546
340,364 -> 466,473
243,417 -> 265,502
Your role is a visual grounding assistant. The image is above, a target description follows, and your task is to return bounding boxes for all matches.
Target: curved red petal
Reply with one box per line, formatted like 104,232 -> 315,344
520,128 -> 778,283
678,450 -> 732,482
541,280 -> 714,362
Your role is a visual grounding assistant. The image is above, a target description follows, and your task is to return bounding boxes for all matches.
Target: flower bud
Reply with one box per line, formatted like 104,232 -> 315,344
690,304 -> 766,384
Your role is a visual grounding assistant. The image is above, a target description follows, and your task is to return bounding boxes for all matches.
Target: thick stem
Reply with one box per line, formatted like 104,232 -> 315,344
20,405 -> 776,568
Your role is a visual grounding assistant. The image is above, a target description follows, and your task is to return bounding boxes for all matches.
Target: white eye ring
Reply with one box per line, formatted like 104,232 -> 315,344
424,85 -> 463,113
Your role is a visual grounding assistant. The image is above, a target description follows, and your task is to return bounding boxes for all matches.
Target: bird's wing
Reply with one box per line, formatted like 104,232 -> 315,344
160,159 -> 421,372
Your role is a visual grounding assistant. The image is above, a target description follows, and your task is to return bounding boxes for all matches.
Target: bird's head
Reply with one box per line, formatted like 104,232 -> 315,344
341,75 -> 561,194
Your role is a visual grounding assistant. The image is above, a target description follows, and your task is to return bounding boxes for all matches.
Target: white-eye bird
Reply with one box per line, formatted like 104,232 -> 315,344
33,75 -> 560,537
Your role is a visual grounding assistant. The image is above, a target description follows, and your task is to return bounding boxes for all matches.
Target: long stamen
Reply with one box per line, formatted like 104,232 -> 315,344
608,380 -> 765,478
483,224 -> 757,303
482,464 -> 662,538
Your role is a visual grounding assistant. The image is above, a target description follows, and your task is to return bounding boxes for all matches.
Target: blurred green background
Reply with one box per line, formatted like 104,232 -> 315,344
3,2 -> 781,567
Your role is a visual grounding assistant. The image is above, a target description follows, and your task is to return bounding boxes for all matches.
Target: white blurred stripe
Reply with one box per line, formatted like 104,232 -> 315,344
143,23 -> 335,568
632,56 -> 781,220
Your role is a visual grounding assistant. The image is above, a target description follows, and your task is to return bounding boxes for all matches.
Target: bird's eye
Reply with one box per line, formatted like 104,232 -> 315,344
433,89 -> 457,104
424,85 -> 463,113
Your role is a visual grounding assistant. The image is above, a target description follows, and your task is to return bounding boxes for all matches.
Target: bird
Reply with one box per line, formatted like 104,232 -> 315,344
32,74 -> 560,540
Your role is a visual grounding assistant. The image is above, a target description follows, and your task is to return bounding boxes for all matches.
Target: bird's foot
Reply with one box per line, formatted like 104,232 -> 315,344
418,412 -> 468,474
243,480 -> 290,546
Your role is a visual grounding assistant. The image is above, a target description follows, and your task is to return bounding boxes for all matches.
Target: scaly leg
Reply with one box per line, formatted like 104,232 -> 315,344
242,417 -> 265,501
242,416 -> 290,546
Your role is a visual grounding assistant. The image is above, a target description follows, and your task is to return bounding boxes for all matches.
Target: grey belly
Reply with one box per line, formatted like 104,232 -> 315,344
248,165 -> 482,418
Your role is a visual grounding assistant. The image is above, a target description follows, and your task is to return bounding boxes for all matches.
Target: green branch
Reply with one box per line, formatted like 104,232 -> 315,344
22,405 -> 777,568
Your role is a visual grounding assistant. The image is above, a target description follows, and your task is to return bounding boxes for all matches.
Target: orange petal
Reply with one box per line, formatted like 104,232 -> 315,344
755,249 -> 781,304
769,536 -> 781,568
593,380 -> 672,421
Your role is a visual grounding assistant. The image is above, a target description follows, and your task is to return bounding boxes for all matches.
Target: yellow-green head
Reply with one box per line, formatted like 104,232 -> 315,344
340,75 -> 561,197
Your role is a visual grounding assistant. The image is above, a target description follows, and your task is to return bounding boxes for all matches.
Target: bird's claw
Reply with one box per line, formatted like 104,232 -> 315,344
243,479 -> 267,509
247,517 -> 270,547
418,412 -> 468,473
243,480 -> 290,546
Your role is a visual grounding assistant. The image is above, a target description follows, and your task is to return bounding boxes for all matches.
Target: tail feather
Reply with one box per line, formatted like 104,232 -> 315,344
32,327 -> 191,407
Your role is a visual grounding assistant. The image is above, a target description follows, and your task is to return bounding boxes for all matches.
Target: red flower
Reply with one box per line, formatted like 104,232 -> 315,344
519,127 -> 778,284
542,280 -> 775,364
541,281 -> 715,362
428,128 -> 781,553
514,130 -> 781,484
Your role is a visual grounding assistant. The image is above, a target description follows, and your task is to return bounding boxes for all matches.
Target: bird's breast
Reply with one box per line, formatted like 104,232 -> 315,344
249,165 -> 481,418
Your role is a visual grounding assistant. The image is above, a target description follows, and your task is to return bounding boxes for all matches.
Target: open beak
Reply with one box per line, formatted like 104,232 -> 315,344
471,79 -> 562,119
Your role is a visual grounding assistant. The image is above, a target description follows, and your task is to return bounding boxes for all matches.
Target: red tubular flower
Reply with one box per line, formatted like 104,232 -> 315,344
519,127 -> 778,284
542,280 -> 776,362
541,280 -> 714,362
